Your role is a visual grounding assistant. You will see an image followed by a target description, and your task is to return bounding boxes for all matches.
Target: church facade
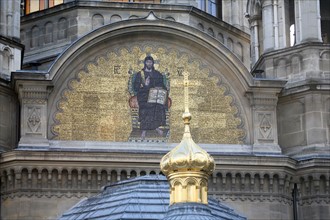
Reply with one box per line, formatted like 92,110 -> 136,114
0,0 -> 329,219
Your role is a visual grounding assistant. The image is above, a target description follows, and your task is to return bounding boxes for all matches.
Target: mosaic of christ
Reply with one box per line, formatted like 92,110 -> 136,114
128,55 -> 171,142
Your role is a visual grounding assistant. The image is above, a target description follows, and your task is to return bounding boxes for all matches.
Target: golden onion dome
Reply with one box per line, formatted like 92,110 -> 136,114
160,112 -> 215,176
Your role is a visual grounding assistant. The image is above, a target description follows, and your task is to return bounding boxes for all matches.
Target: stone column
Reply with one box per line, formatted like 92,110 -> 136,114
262,0 -> 275,52
0,85 -> 18,152
231,0 -> 239,28
0,0 -> 20,39
222,0 -> 232,24
247,85 -> 284,154
249,17 -> 260,65
273,0 -> 279,49
17,82 -> 52,147
294,0 -> 322,44
6,0 -> 13,38
277,0 -> 290,48
0,0 -> 7,36
12,0 -> 21,39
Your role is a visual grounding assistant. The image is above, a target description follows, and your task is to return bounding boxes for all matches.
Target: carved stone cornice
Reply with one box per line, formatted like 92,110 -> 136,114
17,83 -> 53,104
216,192 -> 293,204
248,15 -> 262,24
246,87 -> 282,109
300,196 -> 330,206
248,93 -> 278,108
1,151 -> 329,215
12,70 -> 52,103
1,190 -> 97,200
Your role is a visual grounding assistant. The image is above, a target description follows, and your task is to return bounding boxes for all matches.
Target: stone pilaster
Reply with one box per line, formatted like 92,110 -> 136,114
247,86 -> 283,154
262,0 -> 275,52
17,82 -> 52,147
277,0 -> 290,48
294,0 -> 322,44
249,16 -> 261,65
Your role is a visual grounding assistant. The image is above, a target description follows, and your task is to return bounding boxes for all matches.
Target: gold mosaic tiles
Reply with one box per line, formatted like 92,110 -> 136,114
53,46 -> 245,144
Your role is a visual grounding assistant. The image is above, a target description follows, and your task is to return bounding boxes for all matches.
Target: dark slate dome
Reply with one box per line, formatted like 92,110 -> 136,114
59,175 -> 246,220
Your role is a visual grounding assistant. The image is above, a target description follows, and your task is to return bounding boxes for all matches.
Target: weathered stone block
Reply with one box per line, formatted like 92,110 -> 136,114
307,128 -> 326,145
305,111 -> 322,128
280,132 -> 306,149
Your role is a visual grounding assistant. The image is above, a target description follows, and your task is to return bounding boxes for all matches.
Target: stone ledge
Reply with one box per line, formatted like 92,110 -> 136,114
12,140 -> 290,157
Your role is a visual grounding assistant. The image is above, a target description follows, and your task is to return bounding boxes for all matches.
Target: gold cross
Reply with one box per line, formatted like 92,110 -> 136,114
183,71 -> 190,113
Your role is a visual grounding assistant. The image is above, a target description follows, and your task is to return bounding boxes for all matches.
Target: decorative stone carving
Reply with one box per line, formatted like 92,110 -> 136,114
16,82 -> 53,147
27,107 -> 41,133
1,158 -> 329,205
258,113 -> 273,140
259,113 -> 271,135
247,85 -> 284,153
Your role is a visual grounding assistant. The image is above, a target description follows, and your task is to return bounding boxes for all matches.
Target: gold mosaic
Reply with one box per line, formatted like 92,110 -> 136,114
52,46 -> 245,144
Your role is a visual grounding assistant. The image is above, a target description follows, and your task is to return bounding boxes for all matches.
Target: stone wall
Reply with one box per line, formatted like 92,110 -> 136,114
278,91 -> 330,157
0,0 -> 21,39
254,43 -> 330,83
0,82 -> 18,151
0,0 -> 22,80
0,40 -> 22,80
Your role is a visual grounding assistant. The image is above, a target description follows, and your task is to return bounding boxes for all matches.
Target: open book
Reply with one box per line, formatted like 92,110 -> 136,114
148,88 -> 167,105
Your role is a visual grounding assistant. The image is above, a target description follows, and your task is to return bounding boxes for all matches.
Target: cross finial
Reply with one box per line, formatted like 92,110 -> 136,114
183,71 -> 190,113
182,71 -> 191,125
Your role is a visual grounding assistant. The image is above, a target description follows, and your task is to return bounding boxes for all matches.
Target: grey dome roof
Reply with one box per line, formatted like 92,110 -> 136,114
59,175 -> 246,220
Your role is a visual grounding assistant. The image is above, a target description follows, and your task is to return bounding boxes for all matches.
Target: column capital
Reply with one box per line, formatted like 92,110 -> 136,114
16,82 -> 53,104
247,92 -> 279,109
261,0 -> 273,7
248,15 -> 261,24
246,83 -> 284,109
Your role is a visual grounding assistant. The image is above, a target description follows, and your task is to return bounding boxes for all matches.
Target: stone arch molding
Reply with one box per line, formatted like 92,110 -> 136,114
47,12 -> 253,144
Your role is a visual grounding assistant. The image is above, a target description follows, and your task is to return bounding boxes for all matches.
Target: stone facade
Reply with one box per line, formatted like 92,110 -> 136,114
0,0 -> 22,80
0,0 -> 329,220
1,148 -> 329,220
0,81 -> 18,152
20,1 -> 250,70
247,0 -> 330,158
0,0 -> 22,152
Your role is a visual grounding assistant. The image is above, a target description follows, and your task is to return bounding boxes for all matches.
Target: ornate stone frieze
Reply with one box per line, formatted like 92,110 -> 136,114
216,193 -> 293,204
18,85 -> 51,104
0,164 -> 294,200
1,190 -> 96,200
247,93 -> 279,110
1,158 -> 327,220
300,196 -> 330,205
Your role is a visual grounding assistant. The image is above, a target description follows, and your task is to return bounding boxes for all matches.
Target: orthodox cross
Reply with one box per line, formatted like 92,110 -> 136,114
183,71 -> 190,114
181,71 -> 200,114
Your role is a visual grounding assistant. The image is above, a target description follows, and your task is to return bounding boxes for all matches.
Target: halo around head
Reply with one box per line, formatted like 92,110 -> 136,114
139,53 -> 159,69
